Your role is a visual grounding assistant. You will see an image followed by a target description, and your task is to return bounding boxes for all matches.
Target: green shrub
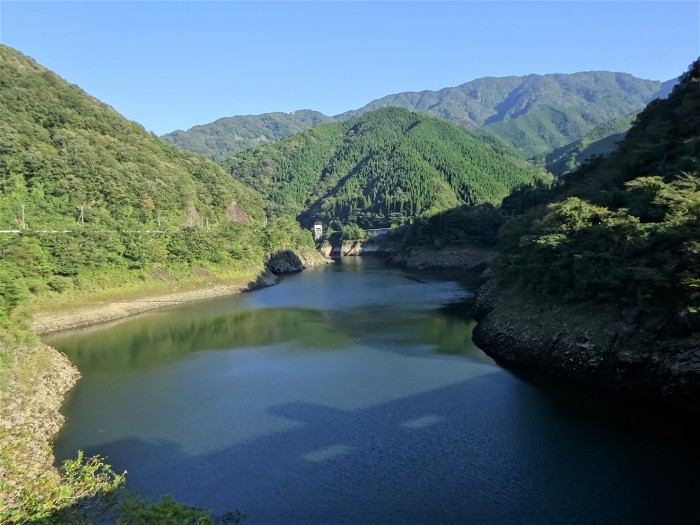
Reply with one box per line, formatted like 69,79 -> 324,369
0,448 -> 125,524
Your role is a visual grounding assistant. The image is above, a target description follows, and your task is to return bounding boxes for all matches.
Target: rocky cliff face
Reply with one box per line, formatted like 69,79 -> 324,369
471,278 -> 700,413
266,246 -> 332,274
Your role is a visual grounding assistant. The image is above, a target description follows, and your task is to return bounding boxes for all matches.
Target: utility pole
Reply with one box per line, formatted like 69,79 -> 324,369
77,206 -> 84,227
20,203 -> 26,229
157,210 -> 161,229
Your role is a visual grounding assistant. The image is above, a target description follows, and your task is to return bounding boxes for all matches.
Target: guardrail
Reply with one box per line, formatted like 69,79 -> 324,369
0,229 -> 171,235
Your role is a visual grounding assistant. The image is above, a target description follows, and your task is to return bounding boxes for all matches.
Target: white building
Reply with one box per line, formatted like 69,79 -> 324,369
313,221 -> 323,241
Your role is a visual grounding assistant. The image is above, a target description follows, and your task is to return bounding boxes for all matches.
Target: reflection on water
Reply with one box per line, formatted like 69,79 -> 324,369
50,258 -> 700,525
49,307 -> 347,372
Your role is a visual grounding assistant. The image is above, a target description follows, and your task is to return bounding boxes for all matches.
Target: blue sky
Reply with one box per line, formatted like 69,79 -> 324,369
1,1 -> 698,135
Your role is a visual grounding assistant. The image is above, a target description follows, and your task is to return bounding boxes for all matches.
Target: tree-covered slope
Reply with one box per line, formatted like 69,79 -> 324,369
161,110 -> 333,162
337,72 -> 665,160
544,111 -> 640,176
474,60 -> 700,407
0,44 -> 315,334
224,107 -> 544,229
0,45 -> 267,232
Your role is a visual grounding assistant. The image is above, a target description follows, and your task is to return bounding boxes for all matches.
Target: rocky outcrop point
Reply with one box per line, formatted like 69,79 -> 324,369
471,278 -> 700,413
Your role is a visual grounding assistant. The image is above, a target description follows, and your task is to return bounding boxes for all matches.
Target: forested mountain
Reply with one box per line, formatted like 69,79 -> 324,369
338,72 -> 666,160
224,107 -> 545,229
544,111 -> 639,176
162,110 -> 333,162
473,60 -> 700,407
0,45 -> 311,330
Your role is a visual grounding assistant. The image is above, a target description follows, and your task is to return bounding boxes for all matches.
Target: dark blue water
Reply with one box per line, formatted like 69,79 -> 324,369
51,258 -> 700,524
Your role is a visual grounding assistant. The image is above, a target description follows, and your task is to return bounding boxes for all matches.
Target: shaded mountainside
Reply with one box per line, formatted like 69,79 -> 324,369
224,107 -> 545,229
336,71 -> 667,160
545,111 -> 640,176
161,109 -> 333,162
473,60 -> 700,411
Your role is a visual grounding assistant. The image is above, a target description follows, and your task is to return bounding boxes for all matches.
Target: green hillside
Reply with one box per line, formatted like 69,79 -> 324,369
544,111 -> 639,175
0,44 -> 313,337
224,107 -> 544,229
495,59 -> 700,348
161,110 -> 333,162
338,72 -> 664,160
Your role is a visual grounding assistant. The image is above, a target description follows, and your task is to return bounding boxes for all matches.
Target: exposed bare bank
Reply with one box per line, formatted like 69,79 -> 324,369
32,284 -> 250,336
0,344 -> 80,519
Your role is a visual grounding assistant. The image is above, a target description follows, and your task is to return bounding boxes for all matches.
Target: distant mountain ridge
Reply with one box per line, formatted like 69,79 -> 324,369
337,72 -> 668,160
162,110 -> 333,162
163,71 -> 673,163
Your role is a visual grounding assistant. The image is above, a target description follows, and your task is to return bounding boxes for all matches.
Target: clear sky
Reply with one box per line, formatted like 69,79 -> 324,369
1,1 -> 698,135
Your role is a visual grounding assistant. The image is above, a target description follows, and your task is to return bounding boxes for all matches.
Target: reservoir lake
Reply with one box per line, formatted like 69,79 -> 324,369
50,257 -> 700,524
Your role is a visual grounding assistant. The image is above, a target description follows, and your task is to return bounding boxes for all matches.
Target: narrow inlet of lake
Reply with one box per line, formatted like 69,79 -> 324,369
50,257 -> 700,524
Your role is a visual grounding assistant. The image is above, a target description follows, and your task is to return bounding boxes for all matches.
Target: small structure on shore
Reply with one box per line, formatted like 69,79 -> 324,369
313,221 -> 323,241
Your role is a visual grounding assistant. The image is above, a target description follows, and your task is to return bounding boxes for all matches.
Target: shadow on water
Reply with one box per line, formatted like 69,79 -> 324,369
77,373 -> 700,525
505,360 -> 700,443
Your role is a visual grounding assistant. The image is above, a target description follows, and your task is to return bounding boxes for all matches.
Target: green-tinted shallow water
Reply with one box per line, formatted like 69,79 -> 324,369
50,258 -> 700,524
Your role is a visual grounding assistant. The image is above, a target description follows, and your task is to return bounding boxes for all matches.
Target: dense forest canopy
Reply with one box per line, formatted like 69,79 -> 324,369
0,46 -> 269,231
225,107 -> 545,230
337,72 -> 669,161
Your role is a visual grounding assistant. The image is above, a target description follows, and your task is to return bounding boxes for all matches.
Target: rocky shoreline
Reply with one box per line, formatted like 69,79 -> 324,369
471,278 -> 700,413
387,245 -> 493,270
0,344 -> 80,518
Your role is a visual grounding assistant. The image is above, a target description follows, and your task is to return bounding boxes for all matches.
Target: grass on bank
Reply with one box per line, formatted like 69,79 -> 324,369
26,263 -> 262,313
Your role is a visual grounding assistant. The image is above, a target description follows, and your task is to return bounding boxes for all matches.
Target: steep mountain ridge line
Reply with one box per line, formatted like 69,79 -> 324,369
163,70 -> 671,163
